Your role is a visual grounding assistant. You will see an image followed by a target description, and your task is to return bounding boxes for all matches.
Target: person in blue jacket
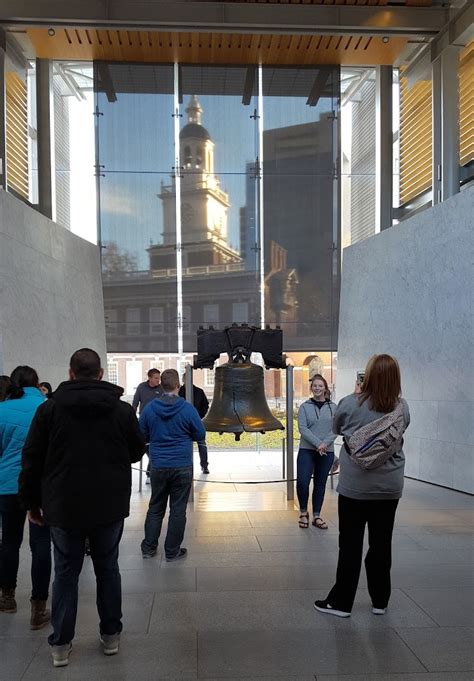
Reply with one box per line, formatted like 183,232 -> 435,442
139,368 -> 205,561
0,365 -> 51,629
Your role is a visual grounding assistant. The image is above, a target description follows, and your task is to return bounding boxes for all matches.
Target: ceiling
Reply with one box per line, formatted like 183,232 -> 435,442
1,0 -> 469,70
25,28 -> 409,66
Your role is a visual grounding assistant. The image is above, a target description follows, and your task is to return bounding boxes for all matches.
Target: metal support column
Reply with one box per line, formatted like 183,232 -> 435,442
285,364 -> 294,502
375,65 -> 393,232
184,363 -> 194,503
0,28 -> 6,191
432,46 -> 460,205
36,58 -> 55,220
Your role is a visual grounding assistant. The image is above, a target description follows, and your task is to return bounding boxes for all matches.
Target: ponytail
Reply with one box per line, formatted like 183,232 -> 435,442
7,382 -> 25,399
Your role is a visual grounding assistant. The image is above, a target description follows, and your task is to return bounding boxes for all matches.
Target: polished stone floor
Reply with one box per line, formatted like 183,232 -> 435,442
1,450 -> 473,680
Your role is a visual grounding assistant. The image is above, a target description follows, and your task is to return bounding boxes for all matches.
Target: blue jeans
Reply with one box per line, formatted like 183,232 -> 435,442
296,448 -> 334,515
141,467 -> 192,559
48,520 -> 124,646
0,494 -> 51,599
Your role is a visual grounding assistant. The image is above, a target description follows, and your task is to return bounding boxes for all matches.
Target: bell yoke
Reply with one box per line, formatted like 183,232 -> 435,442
193,323 -> 286,441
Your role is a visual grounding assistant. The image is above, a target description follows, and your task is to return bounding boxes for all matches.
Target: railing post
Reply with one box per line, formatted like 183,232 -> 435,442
282,438 -> 286,479
185,363 -> 194,504
138,455 -> 144,493
285,364 -> 294,502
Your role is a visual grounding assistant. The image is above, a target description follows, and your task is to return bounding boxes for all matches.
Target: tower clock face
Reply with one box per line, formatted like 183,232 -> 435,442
181,203 -> 195,226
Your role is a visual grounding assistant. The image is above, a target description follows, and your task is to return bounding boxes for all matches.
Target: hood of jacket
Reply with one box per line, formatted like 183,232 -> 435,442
53,379 -> 124,416
148,394 -> 188,420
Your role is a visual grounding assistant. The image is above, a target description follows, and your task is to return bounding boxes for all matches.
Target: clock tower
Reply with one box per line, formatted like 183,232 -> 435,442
152,96 -> 240,270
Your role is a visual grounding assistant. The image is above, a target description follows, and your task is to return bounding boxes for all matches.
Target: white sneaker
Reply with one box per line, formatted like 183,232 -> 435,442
51,643 -> 72,667
100,633 -> 120,655
372,607 -> 387,615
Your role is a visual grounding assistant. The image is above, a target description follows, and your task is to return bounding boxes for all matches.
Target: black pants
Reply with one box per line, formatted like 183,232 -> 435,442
48,521 -> 124,646
0,494 -> 51,600
327,494 -> 399,612
197,440 -> 208,468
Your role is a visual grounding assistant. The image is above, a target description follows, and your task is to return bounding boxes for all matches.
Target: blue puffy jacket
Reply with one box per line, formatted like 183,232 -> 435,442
0,387 -> 45,495
139,394 -> 205,469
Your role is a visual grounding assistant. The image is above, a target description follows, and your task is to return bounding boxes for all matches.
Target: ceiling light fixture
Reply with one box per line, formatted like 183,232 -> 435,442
382,36 -> 390,44
48,27 -> 56,37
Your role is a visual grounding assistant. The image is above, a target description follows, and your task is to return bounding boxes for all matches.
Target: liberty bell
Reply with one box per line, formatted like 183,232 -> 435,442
193,324 -> 286,441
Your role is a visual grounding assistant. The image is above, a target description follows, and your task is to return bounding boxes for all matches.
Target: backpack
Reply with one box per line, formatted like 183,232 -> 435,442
345,401 -> 406,470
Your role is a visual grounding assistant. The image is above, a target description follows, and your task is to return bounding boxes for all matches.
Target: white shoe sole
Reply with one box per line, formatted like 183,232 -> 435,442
102,646 -> 119,655
372,607 -> 386,615
314,603 -> 351,618
100,637 -> 120,655
53,658 -> 70,668
52,645 -> 72,667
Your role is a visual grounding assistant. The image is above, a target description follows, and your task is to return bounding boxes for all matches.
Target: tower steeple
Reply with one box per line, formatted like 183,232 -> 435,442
186,95 -> 203,125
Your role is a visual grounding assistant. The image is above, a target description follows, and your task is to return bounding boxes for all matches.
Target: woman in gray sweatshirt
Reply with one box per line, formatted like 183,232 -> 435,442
314,354 -> 410,618
296,374 -> 337,529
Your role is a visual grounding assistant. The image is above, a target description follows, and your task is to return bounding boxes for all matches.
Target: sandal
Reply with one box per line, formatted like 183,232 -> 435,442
312,517 -> 328,530
298,512 -> 309,529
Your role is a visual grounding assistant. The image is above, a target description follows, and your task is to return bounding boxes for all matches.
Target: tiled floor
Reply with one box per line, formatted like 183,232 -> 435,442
1,450 -> 473,680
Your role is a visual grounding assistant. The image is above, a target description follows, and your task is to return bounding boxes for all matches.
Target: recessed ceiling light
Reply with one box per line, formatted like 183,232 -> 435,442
48,27 -> 56,37
382,36 -> 390,44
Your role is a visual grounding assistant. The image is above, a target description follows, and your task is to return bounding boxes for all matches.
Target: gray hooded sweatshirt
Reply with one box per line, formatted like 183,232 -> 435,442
333,393 -> 410,500
297,399 -> 337,452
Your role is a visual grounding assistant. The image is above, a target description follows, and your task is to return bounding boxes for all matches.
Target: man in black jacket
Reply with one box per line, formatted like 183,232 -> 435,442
178,375 -> 210,474
19,348 -> 145,668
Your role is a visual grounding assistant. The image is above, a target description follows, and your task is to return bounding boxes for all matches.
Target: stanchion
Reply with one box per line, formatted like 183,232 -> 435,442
285,364 -> 294,501
185,363 -> 194,503
138,455 -> 144,493
282,438 -> 286,479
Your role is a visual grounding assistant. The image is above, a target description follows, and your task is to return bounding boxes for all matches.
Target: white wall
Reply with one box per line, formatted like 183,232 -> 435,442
0,190 -> 107,388
336,188 -> 473,494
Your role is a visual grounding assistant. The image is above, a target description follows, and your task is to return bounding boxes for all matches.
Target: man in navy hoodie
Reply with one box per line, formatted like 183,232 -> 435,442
139,369 -> 205,561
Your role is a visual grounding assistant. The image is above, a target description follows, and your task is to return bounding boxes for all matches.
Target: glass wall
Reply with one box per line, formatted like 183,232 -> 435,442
178,65 -> 260,347
262,66 -> 340,351
94,63 -> 177,352
94,62 -> 341,357
340,68 -> 377,246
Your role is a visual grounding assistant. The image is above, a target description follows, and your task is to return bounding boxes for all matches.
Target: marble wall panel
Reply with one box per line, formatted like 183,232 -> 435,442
336,187 -> 474,493
0,190 -> 107,387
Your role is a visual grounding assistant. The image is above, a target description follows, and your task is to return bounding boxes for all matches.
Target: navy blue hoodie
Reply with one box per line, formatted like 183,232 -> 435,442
139,394 -> 205,469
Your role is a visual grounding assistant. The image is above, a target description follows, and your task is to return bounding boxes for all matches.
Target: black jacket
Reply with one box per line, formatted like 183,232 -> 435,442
178,384 -> 209,419
19,380 -> 146,529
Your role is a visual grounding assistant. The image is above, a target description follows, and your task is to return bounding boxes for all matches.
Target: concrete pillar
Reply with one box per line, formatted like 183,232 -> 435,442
0,28 -> 6,191
432,46 -> 460,205
36,58 -> 55,220
375,66 -> 393,232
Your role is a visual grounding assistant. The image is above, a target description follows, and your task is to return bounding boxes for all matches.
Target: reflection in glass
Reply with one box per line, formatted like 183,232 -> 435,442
95,62 -> 341,362
95,62 -> 178,353
178,65 -> 260,349
262,66 -> 340,352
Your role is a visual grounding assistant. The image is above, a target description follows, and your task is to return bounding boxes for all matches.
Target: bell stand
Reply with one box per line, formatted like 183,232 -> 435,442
184,363 -> 195,503
183,363 -> 295,505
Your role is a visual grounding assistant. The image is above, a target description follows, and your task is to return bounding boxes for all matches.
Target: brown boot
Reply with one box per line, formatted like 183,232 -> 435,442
0,589 -> 17,613
30,599 -> 51,630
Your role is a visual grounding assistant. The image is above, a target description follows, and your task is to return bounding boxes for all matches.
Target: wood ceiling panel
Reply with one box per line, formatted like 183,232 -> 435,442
27,28 -> 407,66
206,0 -> 433,3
